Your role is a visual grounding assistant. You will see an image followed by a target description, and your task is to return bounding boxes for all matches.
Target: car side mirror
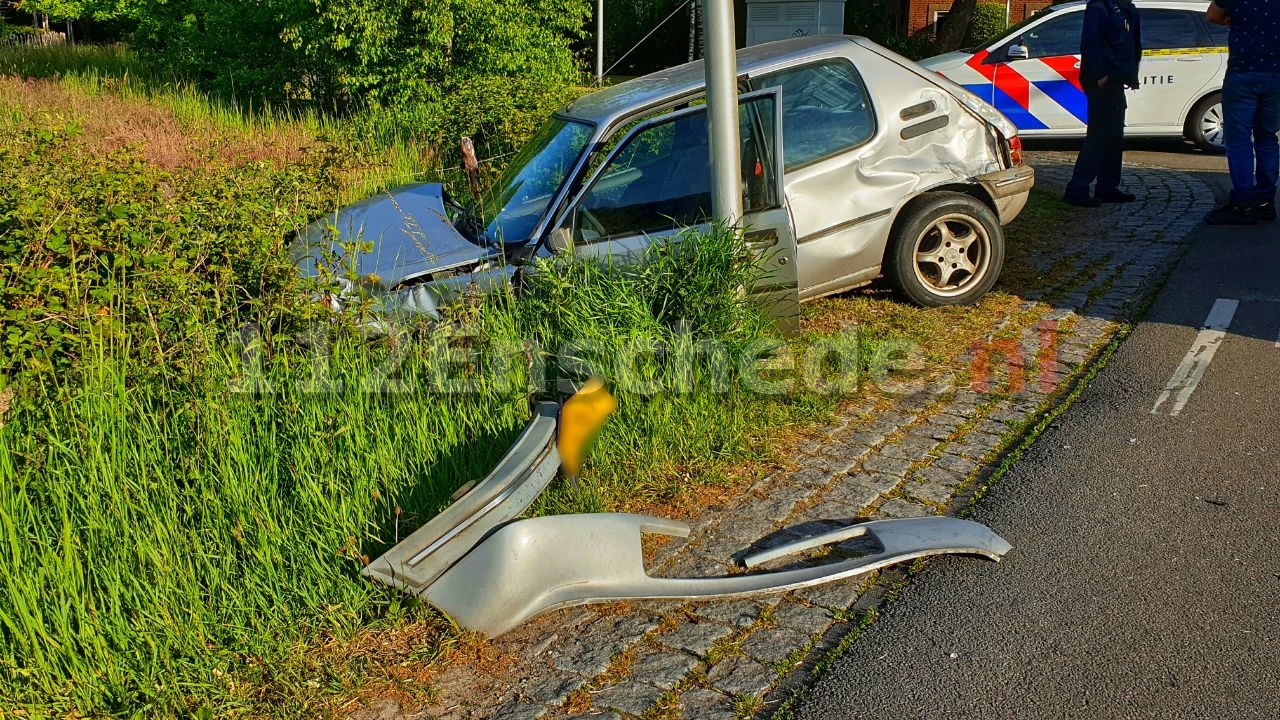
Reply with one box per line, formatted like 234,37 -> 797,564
546,226 -> 573,255
1006,43 -> 1029,60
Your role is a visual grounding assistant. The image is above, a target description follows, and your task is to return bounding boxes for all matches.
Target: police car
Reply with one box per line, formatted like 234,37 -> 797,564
921,0 -> 1228,152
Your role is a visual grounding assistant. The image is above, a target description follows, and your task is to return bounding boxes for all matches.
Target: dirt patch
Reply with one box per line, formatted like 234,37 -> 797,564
317,617 -> 515,719
0,76 -> 312,170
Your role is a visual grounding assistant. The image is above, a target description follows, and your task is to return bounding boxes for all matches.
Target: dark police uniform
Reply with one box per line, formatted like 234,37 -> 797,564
1064,0 -> 1142,205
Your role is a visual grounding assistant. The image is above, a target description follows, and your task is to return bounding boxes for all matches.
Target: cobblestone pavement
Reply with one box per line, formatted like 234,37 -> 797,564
360,155 -> 1215,720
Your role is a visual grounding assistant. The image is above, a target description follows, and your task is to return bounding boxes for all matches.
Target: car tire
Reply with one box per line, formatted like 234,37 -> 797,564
1187,92 -> 1226,154
885,192 -> 1005,308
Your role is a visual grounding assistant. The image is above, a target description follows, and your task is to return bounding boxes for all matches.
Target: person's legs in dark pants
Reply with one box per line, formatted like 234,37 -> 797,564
1222,72 -> 1261,206
1207,71 -> 1266,224
1094,110 -> 1126,196
1249,71 -> 1280,218
1066,79 -> 1128,204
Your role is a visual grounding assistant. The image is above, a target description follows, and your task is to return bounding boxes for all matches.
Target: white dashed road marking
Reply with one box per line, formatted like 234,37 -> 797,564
1151,298 -> 1239,417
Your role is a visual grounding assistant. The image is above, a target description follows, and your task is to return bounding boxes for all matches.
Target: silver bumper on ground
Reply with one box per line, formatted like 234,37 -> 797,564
363,401 -> 1013,637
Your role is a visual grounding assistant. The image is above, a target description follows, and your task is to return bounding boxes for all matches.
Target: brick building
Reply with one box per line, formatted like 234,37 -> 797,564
902,0 -> 1053,37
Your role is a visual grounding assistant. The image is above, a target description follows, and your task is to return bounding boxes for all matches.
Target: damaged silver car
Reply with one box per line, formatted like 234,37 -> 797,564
299,36 -> 1034,329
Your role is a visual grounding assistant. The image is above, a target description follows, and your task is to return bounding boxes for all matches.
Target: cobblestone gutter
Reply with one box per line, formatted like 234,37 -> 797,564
359,157 -> 1214,720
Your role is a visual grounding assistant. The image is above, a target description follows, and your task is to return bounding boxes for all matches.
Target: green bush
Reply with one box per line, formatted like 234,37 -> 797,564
114,0 -> 591,156
844,0 -> 899,44
966,2 -> 1010,49
0,19 -> 35,39
0,124 -> 344,389
885,30 -> 940,61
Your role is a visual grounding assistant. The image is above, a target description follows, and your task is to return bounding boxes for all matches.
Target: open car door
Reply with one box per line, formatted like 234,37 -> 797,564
557,88 -> 800,334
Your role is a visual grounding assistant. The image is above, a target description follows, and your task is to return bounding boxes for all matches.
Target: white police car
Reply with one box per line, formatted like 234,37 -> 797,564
921,0 -> 1228,152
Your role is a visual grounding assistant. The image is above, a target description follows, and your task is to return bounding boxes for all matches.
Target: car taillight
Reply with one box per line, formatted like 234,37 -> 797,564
1007,134 -> 1024,166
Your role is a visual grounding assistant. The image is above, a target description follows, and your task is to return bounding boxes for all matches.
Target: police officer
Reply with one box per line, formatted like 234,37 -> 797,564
1064,0 -> 1143,208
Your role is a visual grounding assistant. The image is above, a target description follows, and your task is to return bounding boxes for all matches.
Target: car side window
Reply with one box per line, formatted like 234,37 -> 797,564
752,61 -> 875,170
994,13 -> 1085,61
1201,16 -> 1229,47
1140,9 -> 1203,49
1024,13 -> 1085,58
571,96 -> 780,242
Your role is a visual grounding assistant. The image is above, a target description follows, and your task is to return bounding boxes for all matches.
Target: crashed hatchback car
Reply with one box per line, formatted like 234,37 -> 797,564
300,36 -> 1035,329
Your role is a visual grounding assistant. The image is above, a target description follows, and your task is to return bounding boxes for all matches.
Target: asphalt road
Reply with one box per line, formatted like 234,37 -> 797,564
795,164 -> 1280,718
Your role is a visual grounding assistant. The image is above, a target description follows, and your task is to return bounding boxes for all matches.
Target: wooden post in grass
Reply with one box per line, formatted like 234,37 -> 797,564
460,137 -> 483,202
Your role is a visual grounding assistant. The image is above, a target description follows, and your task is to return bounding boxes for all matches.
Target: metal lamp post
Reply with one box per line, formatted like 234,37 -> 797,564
703,0 -> 743,226
597,0 -> 605,82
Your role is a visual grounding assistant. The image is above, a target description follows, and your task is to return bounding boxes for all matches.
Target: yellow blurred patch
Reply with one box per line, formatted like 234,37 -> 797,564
558,378 -> 617,479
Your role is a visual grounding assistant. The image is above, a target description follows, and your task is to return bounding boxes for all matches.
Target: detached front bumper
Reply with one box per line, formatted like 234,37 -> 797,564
977,164 -> 1036,224
363,398 -> 1014,637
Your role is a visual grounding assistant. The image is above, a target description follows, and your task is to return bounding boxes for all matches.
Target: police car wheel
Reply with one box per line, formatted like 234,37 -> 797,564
1188,92 -> 1226,154
886,192 -> 1004,308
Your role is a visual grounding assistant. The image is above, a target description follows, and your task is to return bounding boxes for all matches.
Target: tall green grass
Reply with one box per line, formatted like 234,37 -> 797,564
0,46 -> 873,716
0,43 -> 142,79
0,225 -> 858,716
0,43 -> 438,198
0,335 -> 530,715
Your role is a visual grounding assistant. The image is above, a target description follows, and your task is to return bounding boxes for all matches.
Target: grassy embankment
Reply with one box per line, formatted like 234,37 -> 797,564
0,44 -> 1071,719
0,44 -> 844,719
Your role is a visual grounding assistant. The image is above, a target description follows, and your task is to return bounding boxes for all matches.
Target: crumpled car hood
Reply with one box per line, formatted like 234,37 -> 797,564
294,182 -> 499,291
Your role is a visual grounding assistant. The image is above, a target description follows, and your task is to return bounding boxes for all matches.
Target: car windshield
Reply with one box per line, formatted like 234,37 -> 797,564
478,117 -> 593,246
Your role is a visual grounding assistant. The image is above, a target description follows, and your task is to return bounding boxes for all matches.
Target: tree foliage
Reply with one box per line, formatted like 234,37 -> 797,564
17,0 -> 130,20
19,0 -> 592,153
965,1 -> 1009,49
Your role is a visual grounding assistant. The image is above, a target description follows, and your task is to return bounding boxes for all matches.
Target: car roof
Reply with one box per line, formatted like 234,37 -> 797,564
1039,0 -> 1214,10
562,35 -> 861,127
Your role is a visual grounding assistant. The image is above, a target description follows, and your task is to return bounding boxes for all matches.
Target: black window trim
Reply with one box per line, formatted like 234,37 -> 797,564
748,57 -> 879,173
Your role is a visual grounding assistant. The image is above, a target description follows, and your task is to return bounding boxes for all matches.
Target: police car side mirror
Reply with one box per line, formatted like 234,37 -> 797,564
1006,43 -> 1029,60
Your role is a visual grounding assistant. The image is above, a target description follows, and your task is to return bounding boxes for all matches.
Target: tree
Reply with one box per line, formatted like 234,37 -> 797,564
17,0 -> 129,21
934,0 -> 978,53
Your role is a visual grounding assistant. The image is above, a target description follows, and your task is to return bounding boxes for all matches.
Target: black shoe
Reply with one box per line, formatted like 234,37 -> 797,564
1096,189 -> 1137,203
1063,193 -> 1101,208
1247,201 -> 1276,222
1204,203 -> 1258,226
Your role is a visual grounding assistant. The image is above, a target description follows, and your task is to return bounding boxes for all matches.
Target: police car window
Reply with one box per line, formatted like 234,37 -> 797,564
1019,13 -> 1085,59
1203,17 -> 1229,47
1140,10 -> 1202,50
752,60 -> 875,170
